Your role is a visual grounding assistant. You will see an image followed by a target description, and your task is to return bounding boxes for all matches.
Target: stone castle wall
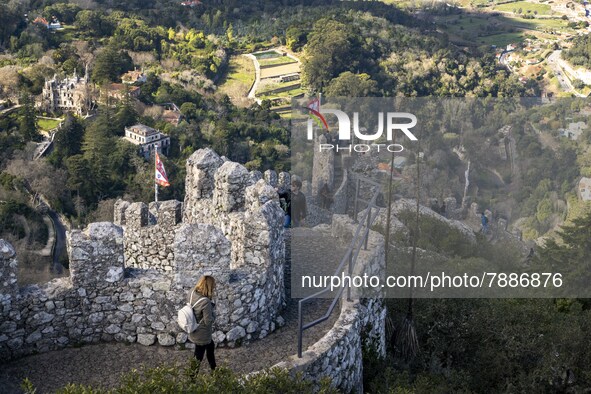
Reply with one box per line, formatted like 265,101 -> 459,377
0,149 -> 288,361
272,215 -> 386,393
311,134 -> 335,198
114,200 -> 182,271
332,168 -> 348,215
0,145 -> 388,393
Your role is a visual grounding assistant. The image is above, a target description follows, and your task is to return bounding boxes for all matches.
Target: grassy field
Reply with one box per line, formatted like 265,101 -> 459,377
477,31 -> 524,46
439,8 -> 571,48
217,55 -> 255,106
441,15 -> 497,36
258,57 -> 297,67
494,1 -> 552,15
37,118 -> 62,131
257,81 -> 301,97
503,15 -> 570,30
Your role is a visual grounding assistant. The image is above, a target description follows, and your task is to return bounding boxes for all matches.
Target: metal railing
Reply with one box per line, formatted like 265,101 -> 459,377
297,176 -> 383,358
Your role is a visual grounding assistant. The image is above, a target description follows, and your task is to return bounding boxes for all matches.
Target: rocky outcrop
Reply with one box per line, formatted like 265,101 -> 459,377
363,198 -> 477,244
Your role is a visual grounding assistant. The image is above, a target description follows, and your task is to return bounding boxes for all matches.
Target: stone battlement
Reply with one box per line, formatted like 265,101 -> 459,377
183,148 -> 286,269
0,149 -> 287,360
114,200 -> 183,271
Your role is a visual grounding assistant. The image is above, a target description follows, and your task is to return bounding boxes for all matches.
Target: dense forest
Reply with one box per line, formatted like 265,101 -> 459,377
365,210 -> 591,392
562,33 -> 591,69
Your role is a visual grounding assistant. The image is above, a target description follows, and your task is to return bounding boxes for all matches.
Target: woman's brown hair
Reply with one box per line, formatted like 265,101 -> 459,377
195,275 -> 215,298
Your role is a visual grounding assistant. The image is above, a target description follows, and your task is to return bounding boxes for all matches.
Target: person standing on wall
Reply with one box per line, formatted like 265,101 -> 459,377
319,182 -> 333,210
188,275 -> 217,372
277,186 -> 292,228
440,201 -> 446,218
291,179 -> 307,227
481,212 -> 489,234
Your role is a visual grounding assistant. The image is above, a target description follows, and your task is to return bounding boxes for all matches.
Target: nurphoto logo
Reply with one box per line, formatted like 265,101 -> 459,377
304,98 -> 418,153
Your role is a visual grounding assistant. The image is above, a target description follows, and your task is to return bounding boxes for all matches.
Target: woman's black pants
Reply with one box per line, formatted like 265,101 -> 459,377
194,341 -> 216,370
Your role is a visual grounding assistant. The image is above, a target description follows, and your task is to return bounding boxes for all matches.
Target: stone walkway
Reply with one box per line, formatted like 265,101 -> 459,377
0,227 -> 346,393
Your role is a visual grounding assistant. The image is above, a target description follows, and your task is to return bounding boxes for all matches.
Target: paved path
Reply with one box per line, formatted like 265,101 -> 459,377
245,54 -> 260,103
547,50 -> 586,97
0,105 -> 22,118
0,228 -> 346,393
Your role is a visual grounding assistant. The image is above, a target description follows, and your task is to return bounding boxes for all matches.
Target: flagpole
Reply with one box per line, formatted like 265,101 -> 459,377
154,145 -> 158,203
154,143 -> 170,205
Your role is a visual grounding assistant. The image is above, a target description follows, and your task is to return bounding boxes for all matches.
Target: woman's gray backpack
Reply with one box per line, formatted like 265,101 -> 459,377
178,292 -> 208,333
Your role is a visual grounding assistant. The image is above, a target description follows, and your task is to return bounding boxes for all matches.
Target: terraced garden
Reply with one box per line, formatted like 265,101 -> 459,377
250,48 -> 304,116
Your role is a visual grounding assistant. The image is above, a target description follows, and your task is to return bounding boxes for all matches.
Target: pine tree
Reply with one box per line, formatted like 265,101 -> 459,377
539,213 -> 591,266
115,86 -> 138,133
65,154 -> 92,202
537,212 -> 591,296
50,114 -> 85,166
82,112 -> 114,197
18,93 -> 40,142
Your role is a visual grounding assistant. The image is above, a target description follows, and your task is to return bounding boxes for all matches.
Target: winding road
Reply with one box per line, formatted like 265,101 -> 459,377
546,50 -> 586,97
47,209 -> 66,274
25,184 -> 68,275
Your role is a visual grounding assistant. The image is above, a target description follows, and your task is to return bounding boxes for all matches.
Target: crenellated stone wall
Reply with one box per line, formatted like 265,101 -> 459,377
183,148 -> 286,271
114,200 -> 182,271
0,149 -> 288,361
0,145 -> 391,394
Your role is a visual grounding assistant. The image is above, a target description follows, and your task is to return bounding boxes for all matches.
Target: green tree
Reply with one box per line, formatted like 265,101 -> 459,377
0,3 -> 21,48
75,10 -> 114,37
115,87 -> 138,132
537,212 -> 591,270
286,25 -> 307,52
42,3 -> 81,24
325,72 -> 379,97
180,102 -> 198,122
82,113 -> 115,198
49,114 -> 85,166
573,79 -> 585,90
302,19 -> 365,91
91,47 -> 133,85
18,93 -> 39,142
226,23 -> 234,43
65,154 -> 92,202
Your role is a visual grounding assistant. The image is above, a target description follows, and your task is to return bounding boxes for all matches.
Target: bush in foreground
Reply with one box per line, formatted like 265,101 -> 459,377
22,359 -> 339,394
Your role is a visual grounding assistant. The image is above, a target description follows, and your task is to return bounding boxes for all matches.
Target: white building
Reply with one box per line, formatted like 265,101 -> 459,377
558,121 -> 586,140
123,124 -> 170,159
579,177 -> 591,201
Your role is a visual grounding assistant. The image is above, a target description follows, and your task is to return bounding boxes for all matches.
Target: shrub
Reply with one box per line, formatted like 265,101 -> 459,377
21,360 -> 340,394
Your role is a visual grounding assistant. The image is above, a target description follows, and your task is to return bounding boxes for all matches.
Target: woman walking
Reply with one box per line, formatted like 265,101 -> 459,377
188,275 -> 216,371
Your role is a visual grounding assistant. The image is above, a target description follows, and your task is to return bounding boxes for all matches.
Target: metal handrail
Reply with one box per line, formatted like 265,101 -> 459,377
297,176 -> 383,358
